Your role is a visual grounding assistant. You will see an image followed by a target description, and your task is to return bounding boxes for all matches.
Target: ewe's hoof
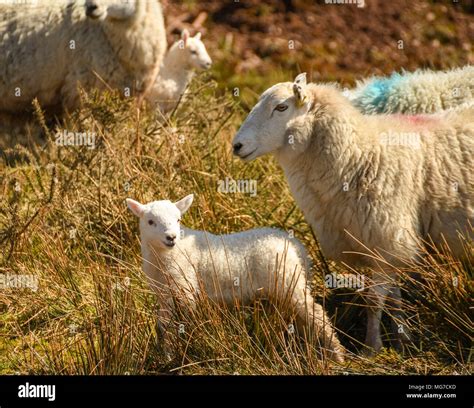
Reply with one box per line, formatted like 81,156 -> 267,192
361,344 -> 382,358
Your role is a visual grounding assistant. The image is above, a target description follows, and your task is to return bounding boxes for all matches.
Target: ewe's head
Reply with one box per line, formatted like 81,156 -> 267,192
176,29 -> 212,70
85,0 -> 142,22
126,195 -> 194,250
232,73 -> 312,161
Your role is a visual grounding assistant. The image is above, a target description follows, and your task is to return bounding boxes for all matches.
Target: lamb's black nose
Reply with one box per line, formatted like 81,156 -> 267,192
233,143 -> 243,154
166,234 -> 176,242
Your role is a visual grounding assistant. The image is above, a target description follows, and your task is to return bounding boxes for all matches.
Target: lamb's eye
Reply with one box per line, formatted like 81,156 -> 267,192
148,220 -> 154,226
190,50 -> 198,55
275,104 -> 288,112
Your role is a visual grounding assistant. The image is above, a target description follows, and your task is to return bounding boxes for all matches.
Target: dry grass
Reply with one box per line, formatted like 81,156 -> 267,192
0,75 -> 472,375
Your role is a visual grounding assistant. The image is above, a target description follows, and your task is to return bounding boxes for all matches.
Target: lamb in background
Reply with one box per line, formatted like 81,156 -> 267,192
232,73 -> 473,354
126,194 -> 345,363
146,29 -> 212,114
0,0 -> 166,115
345,65 -> 474,114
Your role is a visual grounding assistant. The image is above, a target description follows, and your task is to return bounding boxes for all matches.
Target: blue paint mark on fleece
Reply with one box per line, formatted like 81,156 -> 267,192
361,72 -> 404,110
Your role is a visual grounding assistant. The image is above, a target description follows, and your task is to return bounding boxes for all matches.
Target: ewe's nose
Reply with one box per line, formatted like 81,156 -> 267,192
205,60 -> 212,69
233,142 -> 243,155
85,2 -> 100,18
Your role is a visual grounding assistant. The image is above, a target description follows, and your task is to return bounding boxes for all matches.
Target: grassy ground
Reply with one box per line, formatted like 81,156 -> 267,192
0,75 -> 472,375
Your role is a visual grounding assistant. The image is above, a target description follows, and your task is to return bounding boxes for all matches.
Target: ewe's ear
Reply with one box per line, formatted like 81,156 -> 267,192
194,32 -> 202,40
174,194 -> 194,215
181,29 -> 190,45
293,73 -> 308,107
126,198 -> 145,218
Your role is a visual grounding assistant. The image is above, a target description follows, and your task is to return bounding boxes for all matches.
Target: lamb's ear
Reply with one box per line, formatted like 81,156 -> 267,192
174,194 -> 194,215
194,32 -> 202,40
293,73 -> 308,107
126,198 -> 145,218
181,29 -> 190,45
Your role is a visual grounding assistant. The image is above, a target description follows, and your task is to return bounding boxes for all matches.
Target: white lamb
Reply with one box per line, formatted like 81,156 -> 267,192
126,194 -> 345,363
146,29 -> 212,114
232,73 -> 473,354
345,65 -> 474,114
0,0 -> 166,115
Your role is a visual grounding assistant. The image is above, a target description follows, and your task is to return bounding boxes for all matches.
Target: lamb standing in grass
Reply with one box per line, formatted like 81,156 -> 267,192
345,65 -> 474,114
232,73 -> 474,354
126,194 -> 345,363
0,0 -> 166,115
146,29 -> 213,114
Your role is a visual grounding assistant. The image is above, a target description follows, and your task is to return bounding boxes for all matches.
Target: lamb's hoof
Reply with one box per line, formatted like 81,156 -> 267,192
333,351 -> 346,364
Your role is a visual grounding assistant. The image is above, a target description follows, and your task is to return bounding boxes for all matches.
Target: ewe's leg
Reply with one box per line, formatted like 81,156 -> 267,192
294,291 -> 346,363
387,286 -> 411,352
364,283 -> 389,355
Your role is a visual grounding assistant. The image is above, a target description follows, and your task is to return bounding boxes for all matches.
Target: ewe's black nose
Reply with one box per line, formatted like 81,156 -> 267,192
233,143 -> 243,154
86,3 -> 99,18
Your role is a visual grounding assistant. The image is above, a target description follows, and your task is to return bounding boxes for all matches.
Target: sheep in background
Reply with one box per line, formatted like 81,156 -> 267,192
126,194 -> 345,363
146,29 -> 212,114
232,73 -> 473,355
345,65 -> 474,114
0,0 -> 166,115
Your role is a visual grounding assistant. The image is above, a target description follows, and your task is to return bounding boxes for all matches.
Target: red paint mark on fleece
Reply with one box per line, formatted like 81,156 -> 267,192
393,114 -> 438,125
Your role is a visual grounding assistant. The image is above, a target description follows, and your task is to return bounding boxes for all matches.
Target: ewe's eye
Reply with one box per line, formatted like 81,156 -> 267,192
274,104 -> 288,112
190,50 -> 198,55
148,220 -> 154,226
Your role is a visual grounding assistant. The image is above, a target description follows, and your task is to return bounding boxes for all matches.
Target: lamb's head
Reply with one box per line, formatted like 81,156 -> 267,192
232,73 -> 312,161
178,29 -> 212,70
126,195 -> 194,250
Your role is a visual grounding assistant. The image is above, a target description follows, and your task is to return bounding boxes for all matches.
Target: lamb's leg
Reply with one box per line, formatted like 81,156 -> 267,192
155,295 -> 174,359
387,286 -> 411,353
364,282 -> 389,355
294,291 -> 346,363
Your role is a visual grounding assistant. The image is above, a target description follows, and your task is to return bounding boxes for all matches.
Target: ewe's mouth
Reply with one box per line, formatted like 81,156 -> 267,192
239,149 -> 257,160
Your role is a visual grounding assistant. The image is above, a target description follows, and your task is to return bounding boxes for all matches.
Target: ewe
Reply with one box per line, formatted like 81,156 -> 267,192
0,0 -> 166,115
126,194 -> 345,363
146,29 -> 213,114
346,65 -> 474,114
232,73 -> 473,354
